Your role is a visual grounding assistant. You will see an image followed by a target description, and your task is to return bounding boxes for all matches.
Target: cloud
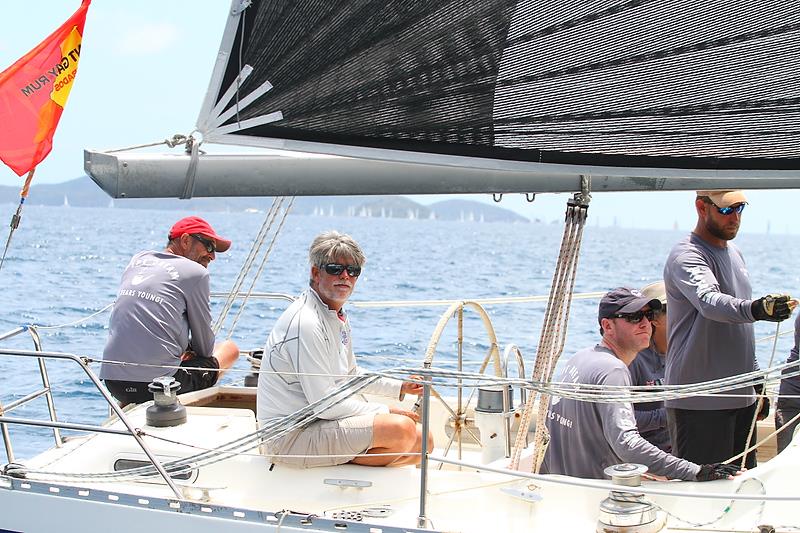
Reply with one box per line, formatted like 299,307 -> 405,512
116,22 -> 180,56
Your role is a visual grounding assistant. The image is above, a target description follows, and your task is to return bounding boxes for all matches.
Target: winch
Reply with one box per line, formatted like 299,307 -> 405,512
473,386 -> 513,464
596,463 -> 666,533
145,376 -> 187,427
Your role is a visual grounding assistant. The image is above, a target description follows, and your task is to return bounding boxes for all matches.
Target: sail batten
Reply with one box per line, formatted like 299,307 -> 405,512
188,0 -> 800,172
86,0 -> 800,199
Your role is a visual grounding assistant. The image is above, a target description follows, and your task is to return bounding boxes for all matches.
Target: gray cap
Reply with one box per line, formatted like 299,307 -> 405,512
598,287 -> 662,324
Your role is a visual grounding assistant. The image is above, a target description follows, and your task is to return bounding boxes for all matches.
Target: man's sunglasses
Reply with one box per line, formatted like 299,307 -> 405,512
322,263 -> 361,277
703,198 -> 746,216
612,309 -> 656,324
191,234 -> 217,253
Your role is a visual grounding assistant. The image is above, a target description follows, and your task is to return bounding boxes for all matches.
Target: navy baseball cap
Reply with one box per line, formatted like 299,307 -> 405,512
598,287 -> 662,324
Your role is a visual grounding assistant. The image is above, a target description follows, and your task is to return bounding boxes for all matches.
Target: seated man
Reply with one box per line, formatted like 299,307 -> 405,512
776,312 -> 800,453
101,216 -> 240,404
541,287 -> 738,482
257,230 -> 429,468
628,281 -> 670,452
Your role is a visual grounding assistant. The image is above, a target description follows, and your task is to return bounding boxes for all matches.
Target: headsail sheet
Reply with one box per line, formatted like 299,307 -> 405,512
199,0 -> 800,171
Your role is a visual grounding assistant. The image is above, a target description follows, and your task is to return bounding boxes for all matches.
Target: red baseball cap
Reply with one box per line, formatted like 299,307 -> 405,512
168,216 -> 232,253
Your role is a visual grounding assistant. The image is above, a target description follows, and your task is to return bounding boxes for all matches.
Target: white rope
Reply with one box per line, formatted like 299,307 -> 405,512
351,291 -> 606,308
742,321 -> 783,469
514,196 -> 589,471
30,303 -> 114,330
90,356 -> 800,403
105,134 -> 190,153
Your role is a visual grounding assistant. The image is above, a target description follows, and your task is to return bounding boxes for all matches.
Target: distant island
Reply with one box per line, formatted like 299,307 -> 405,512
0,176 -> 529,223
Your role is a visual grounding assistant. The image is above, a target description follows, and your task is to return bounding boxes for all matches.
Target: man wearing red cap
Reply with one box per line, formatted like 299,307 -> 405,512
100,216 -> 240,404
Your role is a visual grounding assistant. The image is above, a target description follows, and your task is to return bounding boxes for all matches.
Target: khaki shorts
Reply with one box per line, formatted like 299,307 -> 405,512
266,414 -> 376,468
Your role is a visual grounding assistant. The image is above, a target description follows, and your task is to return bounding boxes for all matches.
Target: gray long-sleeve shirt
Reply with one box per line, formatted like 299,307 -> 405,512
778,313 -> 800,410
663,233 -> 756,410
540,345 -> 700,481
101,250 -> 215,382
629,345 -> 670,451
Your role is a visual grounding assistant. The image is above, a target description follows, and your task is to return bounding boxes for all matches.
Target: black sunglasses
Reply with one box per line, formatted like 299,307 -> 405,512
612,309 -> 656,324
322,263 -> 361,277
703,198 -> 746,216
191,234 -> 216,253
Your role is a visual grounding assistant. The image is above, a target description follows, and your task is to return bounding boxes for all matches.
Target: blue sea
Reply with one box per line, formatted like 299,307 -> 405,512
1,205 -> 798,462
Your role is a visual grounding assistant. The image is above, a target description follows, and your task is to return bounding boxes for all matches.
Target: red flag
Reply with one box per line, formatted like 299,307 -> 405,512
0,1 -> 90,176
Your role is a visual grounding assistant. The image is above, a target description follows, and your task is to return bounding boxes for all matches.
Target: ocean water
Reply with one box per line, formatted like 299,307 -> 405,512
1,204 -> 798,462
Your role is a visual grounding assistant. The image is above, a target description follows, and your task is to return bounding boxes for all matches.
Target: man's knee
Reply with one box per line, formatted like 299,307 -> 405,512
214,340 -> 240,368
374,413 -> 418,449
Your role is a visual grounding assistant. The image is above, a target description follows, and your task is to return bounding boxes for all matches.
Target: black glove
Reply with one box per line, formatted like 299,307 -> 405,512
696,463 -> 739,482
751,294 -> 792,322
753,383 -> 770,421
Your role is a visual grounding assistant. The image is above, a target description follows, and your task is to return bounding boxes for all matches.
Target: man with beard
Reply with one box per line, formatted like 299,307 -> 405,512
102,216 -> 240,405
664,191 -> 793,469
257,231 -> 429,468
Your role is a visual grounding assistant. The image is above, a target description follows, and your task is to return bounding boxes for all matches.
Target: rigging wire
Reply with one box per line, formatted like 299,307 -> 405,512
224,197 -> 295,338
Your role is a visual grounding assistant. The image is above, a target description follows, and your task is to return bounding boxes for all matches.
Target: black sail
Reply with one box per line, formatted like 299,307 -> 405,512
205,0 -> 800,171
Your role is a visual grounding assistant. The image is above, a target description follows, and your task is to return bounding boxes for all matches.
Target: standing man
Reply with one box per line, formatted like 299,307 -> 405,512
541,287 -> 737,481
101,216 -> 240,404
776,312 -> 800,453
628,281 -> 670,451
258,230 -> 429,468
664,190 -> 792,468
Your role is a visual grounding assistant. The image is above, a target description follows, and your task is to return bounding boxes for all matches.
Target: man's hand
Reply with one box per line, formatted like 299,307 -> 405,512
751,294 -> 794,322
390,406 -> 420,423
753,383 -> 770,421
695,463 -> 742,482
180,350 -> 197,362
400,375 -> 425,396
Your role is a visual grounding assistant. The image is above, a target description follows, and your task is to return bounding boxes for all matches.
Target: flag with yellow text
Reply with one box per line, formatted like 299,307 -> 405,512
0,0 -> 90,176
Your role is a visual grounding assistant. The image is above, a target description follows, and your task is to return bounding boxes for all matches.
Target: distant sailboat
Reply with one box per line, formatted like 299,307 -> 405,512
62,195 -> 70,207
108,198 -> 115,208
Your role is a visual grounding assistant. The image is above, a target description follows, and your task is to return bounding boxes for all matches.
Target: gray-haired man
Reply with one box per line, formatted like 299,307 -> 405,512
257,230 -> 429,468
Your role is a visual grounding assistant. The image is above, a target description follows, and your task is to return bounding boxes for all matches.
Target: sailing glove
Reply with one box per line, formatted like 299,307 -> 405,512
753,383 -> 770,421
751,294 -> 793,322
695,463 -> 739,482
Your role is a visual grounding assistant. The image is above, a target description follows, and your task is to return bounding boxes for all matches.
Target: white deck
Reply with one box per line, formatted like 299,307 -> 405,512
2,387 -> 798,532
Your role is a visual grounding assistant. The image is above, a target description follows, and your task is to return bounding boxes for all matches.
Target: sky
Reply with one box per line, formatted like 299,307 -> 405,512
1,1 -> 799,234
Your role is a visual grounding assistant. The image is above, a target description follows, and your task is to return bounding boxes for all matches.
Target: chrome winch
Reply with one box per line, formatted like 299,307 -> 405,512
145,376 -> 187,427
596,463 -> 666,533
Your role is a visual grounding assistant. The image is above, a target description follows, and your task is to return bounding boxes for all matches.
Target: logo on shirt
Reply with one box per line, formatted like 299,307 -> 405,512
340,328 -> 349,346
131,274 -> 153,286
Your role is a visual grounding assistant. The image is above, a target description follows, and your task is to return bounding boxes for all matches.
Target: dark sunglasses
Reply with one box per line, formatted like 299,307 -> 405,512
612,309 -> 656,323
322,263 -> 361,277
704,199 -> 746,216
191,234 -> 216,253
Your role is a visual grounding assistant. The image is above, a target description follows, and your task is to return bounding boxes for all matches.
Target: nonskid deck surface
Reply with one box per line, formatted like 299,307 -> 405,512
4,392 -> 800,532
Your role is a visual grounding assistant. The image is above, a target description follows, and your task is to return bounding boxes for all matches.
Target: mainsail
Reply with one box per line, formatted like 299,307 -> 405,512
86,0 -> 800,198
